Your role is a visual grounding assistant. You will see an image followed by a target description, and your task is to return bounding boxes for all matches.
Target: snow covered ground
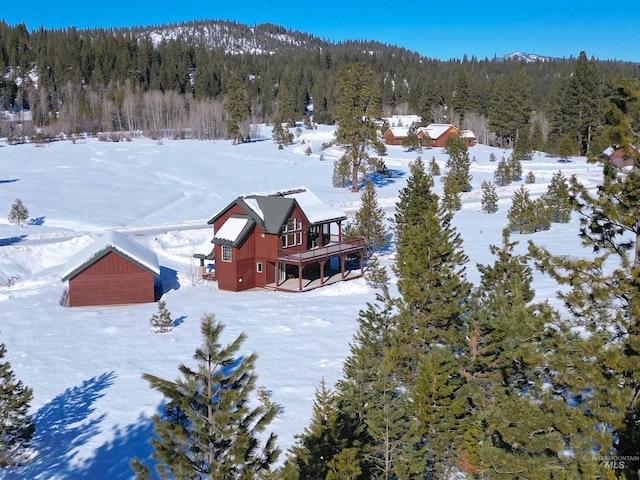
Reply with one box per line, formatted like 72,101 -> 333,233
0,125 -> 602,479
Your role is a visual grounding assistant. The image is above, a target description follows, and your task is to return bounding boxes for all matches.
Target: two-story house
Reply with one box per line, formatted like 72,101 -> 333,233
196,187 -> 366,292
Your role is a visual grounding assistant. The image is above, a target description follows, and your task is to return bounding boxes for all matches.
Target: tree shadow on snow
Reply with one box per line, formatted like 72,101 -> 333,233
366,169 -> 405,188
0,179 -> 19,184
0,235 -> 27,246
28,216 -> 46,226
155,266 -> 180,300
71,413 -> 156,480
4,371 -> 115,480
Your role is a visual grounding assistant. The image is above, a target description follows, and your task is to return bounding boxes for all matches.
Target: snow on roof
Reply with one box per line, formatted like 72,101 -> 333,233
603,146 -> 615,156
213,216 -> 251,243
422,123 -> 458,139
283,188 -> 347,225
461,129 -> 476,138
243,198 -> 264,220
61,230 -> 160,281
386,126 -> 411,137
383,114 -> 422,126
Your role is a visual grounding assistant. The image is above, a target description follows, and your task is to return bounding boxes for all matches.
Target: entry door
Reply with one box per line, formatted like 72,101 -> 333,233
279,263 -> 287,282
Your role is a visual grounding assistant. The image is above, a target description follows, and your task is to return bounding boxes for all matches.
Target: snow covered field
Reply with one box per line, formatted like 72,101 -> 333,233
0,125 -> 602,479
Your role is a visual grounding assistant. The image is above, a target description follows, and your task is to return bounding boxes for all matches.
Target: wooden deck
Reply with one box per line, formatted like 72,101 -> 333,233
266,267 -> 363,292
277,236 -> 366,265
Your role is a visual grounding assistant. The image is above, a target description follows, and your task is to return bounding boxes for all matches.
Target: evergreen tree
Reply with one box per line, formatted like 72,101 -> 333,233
528,90 -> 640,474
131,314 -> 279,479
272,122 -> 294,146
0,342 -> 35,468
325,448 -> 362,480
392,158 -> 471,384
460,234 -> 589,477
364,255 -> 389,289
284,378 -> 341,480
507,154 -> 523,181
493,156 -> 511,186
488,66 -> 532,147
225,73 -> 249,144
8,198 -> 29,227
556,135 -> 576,160
507,186 -> 549,234
149,300 -> 173,333
549,51 -> 603,156
333,62 -> 386,192
525,170 -> 535,184
531,120 -> 545,152
512,127 -> 532,160
428,156 -> 440,176
348,180 -> 388,258
443,134 -> 472,194
480,180 -> 498,214
542,171 -> 572,223
400,125 -> 420,151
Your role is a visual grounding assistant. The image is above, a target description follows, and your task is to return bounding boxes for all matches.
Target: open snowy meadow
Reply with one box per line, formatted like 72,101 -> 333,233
0,125 -> 602,479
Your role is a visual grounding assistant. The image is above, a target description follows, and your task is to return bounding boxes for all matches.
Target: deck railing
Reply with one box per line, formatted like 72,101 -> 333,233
277,235 -> 366,264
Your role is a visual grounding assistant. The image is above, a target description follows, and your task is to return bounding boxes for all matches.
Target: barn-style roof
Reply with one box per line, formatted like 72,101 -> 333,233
208,187 -> 347,247
61,230 -> 160,282
420,123 -> 460,140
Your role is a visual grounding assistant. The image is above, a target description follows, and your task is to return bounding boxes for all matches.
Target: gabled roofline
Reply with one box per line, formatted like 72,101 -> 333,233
61,245 -> 160,282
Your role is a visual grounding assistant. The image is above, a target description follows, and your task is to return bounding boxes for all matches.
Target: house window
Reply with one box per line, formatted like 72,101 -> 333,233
256,262 -> 263,273
281,217 -> 303,248
221,245 -> 232,262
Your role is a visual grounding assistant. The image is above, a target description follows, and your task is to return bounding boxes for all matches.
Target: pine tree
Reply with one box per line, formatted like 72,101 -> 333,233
325,447 -> 361,480
507,154 -> 523,181
225,73 -> 249,144
149,300 -> 173,333
488,66 -> 532,147
480,180 -> 498,214
556,135 -> 575,160
507,186 -> 549,234
428,156 -> 440,176
527,89 -> 640,474
443,134 -> 472,194
513,127 -> 533,160
392,157 -> 471,384
131,314 -> 279,479
349,180 -> 388,258
531,120 -> 545,152
493,156 -> 511,186
333,62 -> 386,192
460,235 -> 587,477
400,125 -> 420,151
364,255 -> 389,289
0,342 -> 35,467
524,170 -> 535,184
8,198 -> 29,227
542,171 -> 572,223
411,346 -> 466,478
272,122 -> 293,146
285,378 -> 341,480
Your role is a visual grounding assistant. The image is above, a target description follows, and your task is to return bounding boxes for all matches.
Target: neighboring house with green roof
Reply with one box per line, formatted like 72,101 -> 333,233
195,187 -> 366,292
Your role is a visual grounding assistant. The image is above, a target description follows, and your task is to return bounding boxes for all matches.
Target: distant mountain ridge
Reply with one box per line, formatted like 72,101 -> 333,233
496,51 -> 556,63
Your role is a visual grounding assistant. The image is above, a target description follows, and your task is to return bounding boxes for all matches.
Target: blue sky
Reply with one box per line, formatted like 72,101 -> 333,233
2,1 -> 638,62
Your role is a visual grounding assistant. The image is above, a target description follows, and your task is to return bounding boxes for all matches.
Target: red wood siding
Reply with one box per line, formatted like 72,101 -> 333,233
384,130 -> 403,145
67,251 -> 155,306
431,127 -> 460,147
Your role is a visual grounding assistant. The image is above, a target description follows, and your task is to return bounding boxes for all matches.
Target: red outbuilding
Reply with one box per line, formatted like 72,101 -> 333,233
61,230 -> 160,307
195,187 -> 366,292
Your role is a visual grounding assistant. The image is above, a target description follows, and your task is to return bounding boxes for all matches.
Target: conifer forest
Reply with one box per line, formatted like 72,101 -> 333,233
2,18 -> 640,480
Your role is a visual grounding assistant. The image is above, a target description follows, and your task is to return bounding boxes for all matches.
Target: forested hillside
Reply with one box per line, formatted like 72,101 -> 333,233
0,19 -> 639,155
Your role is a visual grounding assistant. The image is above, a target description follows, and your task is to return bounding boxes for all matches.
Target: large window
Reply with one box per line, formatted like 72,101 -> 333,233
221,245 -> 232,262
281,217 -> 303,248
